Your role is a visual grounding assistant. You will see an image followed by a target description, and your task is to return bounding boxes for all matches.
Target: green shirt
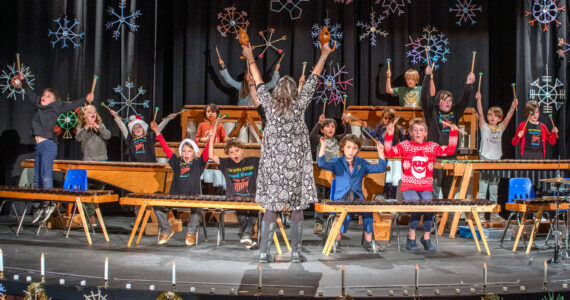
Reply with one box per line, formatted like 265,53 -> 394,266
392,86 -> 422,107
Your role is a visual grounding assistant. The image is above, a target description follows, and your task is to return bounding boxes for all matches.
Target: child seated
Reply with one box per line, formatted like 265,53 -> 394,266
317,134 -> 387,250
195,103 -> 227,143
386,69 -> 435,107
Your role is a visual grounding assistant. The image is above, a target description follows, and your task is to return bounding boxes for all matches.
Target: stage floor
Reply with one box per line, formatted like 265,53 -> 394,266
0,214 -> 569,299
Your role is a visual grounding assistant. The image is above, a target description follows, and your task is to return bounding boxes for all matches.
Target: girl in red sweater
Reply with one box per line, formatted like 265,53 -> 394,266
384,118 -> 458,251
511,100 -> 558,159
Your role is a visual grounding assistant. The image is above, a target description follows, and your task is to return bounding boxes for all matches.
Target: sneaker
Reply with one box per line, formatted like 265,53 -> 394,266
158,231 -> 175,245
185,233 -> 196,246
363,241 -> 376,251
420,237 -> 436,251
406,238 -> 418,251
490,213 -> 505,223
32,207 -> 45,224
313,223 -> 324,235
245,241 -> 258,249
40,203 -> 57,223
240,237 -> 255,247
334,240 -> 341,249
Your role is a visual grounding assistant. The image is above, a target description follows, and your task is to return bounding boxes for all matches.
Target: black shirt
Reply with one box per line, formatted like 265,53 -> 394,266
524,122 -> 542,152
218,157 -> 259,196
168,155 -> 206,195
125,131 -> 157,162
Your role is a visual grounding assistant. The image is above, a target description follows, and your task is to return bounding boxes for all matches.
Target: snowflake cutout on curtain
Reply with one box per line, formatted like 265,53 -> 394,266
525,0 -> 566,32
252,28 -> 287,59
53,107 -> 80,139
0,63 -> 35,101
449,0 -> 483,26
84,288 -> 108,300
48,17 -> 85,48
557,37 -> 570,57
0,283 -> 6,296
313,62 -> 354,106
105,0 -> 142,40
107,81 -> 150,122
270,0 -> 309,20
356,9 -> 388,46
311,18 -> 343,49
405,26 -> 450,70
529,65 -> 566,114
216,6 -> 249,39
375,0 -> 411,17
333,0 -> 354,5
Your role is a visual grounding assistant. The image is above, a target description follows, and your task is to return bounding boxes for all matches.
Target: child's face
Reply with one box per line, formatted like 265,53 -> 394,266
227,146 -> 244,163
410,124 -> 427,143
381,115 -> 393,126
181,144 -> 195,163
205,107 -> 217,122
405,76 -> 417,88
41,91 -> 56,106
86,107 -> 97,122
132,124 -> 144,137
530,107 -> 540,122
321,122 -> 336,138
487,112 -> 501,126
438,95 -> 453,112
342,141 -> 359,160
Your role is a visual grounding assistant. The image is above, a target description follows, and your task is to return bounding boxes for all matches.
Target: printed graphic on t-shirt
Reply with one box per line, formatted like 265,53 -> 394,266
179,161 -> 193,178
227,165 -> 255,195
485,125 -> 501,146
528,128 -> 541,146
133,137 -> 147,154
437,111 -> 455,133
404,91 -> 419,107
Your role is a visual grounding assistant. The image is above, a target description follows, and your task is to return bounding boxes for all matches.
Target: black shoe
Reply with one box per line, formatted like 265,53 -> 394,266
420,237 -> 436,251
363,241 -> 376,251
259,252 -> 271,263
406,238 -> 418,251
290,221 -> 304,263
291,251 -> 305,263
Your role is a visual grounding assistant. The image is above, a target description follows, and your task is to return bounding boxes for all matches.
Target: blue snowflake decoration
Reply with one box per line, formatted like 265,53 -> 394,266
270,0 -> 309,20
313,62 -> 353,106
105,0 -> 142,40
48,17 -> 85,48
107,81 -> 150,122
375,0 -> 411,17
0,283 -> 6,295
356,9 -> 388,46
0,63 -> 35,101
311,18 -> 343,49
529,65 -> 566,114
449,0 -> 482,26
405,26 -> 450,70
525,0 -> 565,32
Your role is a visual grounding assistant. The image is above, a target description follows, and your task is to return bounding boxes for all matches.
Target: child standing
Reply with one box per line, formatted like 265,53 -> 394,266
317,134 -> 387,250
151,121 -> 210,245
386,69 -> 435,107
512,100 -> 558,159
384,118 -> 458,251
195,103 -> 227,143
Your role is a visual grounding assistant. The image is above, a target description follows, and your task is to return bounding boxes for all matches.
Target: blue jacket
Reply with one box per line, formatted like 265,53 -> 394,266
317,155 -> 387,200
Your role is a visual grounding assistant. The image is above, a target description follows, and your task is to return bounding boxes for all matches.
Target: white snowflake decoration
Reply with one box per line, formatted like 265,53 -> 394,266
449,0 -> 483,26
356,10 -> 388,46
313,62 -> 354,106
557,37 -> 570,57
311,18 -> 343,49
525,0 -> 566,32
375,0 -> 411,17
252,28 -> 287,59
105,0 -> 142,40
0,63 -> 35,101
107,81 -> 150,122
405,26 -> 450,70
529,65 -> 566,114
48,17 -> 85,48
334,0 -> 354,4
216,6 -> 249,39
84,289 -> 108,300
270,0 -> 309,20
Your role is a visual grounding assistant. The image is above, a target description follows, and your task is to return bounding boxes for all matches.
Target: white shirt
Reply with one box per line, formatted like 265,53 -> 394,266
479,123 -> 503,160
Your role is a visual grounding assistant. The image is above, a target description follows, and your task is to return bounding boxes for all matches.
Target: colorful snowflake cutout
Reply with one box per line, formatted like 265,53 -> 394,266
333,0 -> 354,4
449,0 -> 483,26
105,0 -> 142,40
313,62 -> 354,106
0,283 -> 5,295
48,17 -> 85,48
216,6 -> 249,39
53,107 -> 80,139
107,81 -> 150,122
0,63 -> 35,101
270,0 -> 309,20
356,9 -> 388,46
375,0 -> 411,17
252,28 -> 287,59
529,65 -> 566,114
525,0 -> 566,32
311,18 -> 343,49
557,37 -> 570,57
84,288 -> 108,300
405,26 -> 450,70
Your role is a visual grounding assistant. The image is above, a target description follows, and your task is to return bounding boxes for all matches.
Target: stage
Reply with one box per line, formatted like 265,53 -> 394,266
0,214 -> 569,299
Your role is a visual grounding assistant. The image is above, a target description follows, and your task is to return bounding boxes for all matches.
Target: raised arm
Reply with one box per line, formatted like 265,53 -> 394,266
266,64 -> 281,89
242,45 -> 263,85
157,113 -> 177,132
501,98 -> 518,130
420,65 -> 434,123
311,42 -> 331,77
385,69 -> 394,95
430,74 -> 436,97
512,122 -> 525,146
151,121 -> 174,159
475,92 -> 486,127
455,72 -> 476,117
219,68 -> 242,90
309,117 -> 323,146
110,111 -> 129,139
436,127 -> 459,156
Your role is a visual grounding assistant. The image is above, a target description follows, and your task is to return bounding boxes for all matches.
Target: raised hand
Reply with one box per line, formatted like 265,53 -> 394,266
386,69 -> 392,78
150,121 -> 159,135
318,114 -> 325,125
319,41 -> 331,57
85,92 -> 94,103
241,44 -> 254,61
218,58 -> 225,69
475,91 -> 481,102
511,98 -> 518,110
425,65 -> 433,76
466,72 -> 475,84
341,113 -> 349,124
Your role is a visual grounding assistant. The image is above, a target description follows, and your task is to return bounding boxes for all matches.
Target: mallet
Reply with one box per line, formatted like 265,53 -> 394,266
153,107 -> 159,122
522,110 -> 534,134
442,120 -> 467,135
548,114 -> 559,138
218,112 -> 230,120
322,98 -> 327,115
387,58 -> 391,71
471,51 -> 477,73
343,95 -> 347,114
100,102 -> 115,114
175,109 -> 187,116
277,53 -> 285,65
90,75 -> 99,94
477,73 -> 483,93
301,61 -> 307,76
16,53 -> 21,73
511,83 -> 518,111
361,127 -> 379,144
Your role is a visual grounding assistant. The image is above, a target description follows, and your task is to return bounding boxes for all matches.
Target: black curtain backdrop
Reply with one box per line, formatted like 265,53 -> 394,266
0,0 -> 568,185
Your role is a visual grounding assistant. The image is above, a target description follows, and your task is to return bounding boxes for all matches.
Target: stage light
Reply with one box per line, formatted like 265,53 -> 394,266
125,283 -> 131,289
59,279 -> 65,285
149,285 -> 155,291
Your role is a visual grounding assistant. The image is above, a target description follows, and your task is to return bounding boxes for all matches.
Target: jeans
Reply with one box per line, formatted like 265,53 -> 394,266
237,210 -> 258,238
34,139 -> 57,207
340,213 -> 373,234
402,190 -> 434,232
477,155 -> 499,202
155,207 -> 201,234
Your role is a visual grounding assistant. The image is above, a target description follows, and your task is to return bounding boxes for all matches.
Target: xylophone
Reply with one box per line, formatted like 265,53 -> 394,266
315,199 -> 500,256
0,186 -> 118,244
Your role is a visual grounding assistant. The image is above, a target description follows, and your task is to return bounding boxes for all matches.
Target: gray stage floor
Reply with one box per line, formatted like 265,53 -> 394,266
0,215 -> 569,299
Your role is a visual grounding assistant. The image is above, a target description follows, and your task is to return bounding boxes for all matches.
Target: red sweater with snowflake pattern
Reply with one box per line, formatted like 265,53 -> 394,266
384,130 -> 458,192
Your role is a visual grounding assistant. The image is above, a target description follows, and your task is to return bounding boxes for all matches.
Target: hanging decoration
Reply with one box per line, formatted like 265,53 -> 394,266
311,18 -> 343,49
375,0 -> 411,17
48,17 -> 85,48
525,0 -> 565,32
333,0 -> 355,4
23,282 -> 49,300
105,0 -> 142,40
216,6 -> 249,39
356,9 -> 389,46
313,62 -> 354,107
0,62 -> 35,101
529,65 -> 566,114
270,0 -> 309,20
252,28 -> 287,59
53,106 -> 81,139
405,26 -> 450,70
107,81 -> 150,122
557,37 -> 570,57
83,288 -> 108,300
449,0 -> 483,26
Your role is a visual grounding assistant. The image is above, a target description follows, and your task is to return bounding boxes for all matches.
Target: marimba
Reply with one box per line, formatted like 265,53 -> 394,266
315,199 -> 500,256
0,186 -> 118,244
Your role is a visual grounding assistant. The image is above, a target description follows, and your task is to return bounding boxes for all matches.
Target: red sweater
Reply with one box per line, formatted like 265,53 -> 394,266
384,130 -> 458,192
511,121 -> 556,158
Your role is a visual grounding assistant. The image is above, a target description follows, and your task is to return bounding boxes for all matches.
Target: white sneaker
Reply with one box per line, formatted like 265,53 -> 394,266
240,237 -> 253,246
32,208 -> 44,224
40,203 -> 57,223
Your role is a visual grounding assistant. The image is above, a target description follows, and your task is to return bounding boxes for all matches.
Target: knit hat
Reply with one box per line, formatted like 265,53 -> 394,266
179,138 -> 200,156
127,115 -> 148,134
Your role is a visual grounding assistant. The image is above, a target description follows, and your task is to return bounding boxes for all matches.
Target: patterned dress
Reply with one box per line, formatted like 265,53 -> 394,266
255,74 -> 319,211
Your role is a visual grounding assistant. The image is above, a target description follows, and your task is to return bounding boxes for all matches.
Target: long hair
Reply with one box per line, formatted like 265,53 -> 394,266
240,78 -> 250,99
77,104 -> 102,126
271,76 -> 298,117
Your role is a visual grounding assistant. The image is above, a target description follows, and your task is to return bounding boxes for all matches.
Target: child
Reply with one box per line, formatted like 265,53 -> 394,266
512,100 -> 558,159
195,103 -> 227,143
18,72 -> 93,223
386,69 -> 435,107
384,118 -> 458,251
208,123 -> 260,249
317,134 -> 387,250
150,121 -> 210,245
218,58 -> 280,106
476,92 -> 517,221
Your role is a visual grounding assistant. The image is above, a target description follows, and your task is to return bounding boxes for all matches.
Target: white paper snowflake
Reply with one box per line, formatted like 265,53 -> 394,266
107,81 -> 150,122
311,18 -> 343,49
449,0 -> 483,26
270,0 -> 309,20
529,65 -> 566,114
105,0 -> 142,40
48,17 -> 85,48
313,62 -> 354,106
334,0 -> 354,4
356,10 -> 388,46
0,63 -> 35,101
84,289 -> 108,300
557,37 -> 570,57
375,0 -> 411,17
216,6 -> 249,39
252,28 -> 287,59
405,26 -> 450,70
525,0 -> 565,32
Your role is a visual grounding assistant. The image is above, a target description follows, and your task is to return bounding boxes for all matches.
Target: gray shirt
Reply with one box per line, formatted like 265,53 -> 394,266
75,122 -> 112,161
219,68 -> 280,106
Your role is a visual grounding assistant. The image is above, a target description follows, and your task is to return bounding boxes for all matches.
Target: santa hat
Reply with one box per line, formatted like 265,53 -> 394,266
179,138 -> 200,156
127,115 -> 148,134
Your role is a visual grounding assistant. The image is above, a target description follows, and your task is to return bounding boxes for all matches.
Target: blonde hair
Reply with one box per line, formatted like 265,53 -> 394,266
223,137 -> 245,154
339,134 -> 361,154
409,117 -> 428,132
271,76 -> 298,117
524,100 -> 539,119
488,106 -> 504,120
77,105 -> 102,126
404,69 -> 419,83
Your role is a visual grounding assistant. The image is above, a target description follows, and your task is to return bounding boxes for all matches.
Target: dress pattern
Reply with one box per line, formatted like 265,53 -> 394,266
255,74 -> 319,211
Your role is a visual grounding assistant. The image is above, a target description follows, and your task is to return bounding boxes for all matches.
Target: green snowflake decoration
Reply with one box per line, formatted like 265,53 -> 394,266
53,107 -> 80,139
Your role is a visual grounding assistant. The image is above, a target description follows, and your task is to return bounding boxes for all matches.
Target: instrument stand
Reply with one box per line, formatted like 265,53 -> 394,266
547,163 -> 568,263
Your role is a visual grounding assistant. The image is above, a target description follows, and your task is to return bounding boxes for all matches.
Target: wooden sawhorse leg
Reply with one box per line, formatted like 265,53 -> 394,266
136,208 -> 153,245
127,203 -> 147,247
465,211 -> 482,253
75,197 -> 92,245
448,163 -> 474,239
324,209 -> 348,256
526,207 -> 544,254
472,208 -> 491,255
513,209 -> 528,252
276,215 -> 291,252
94,204 -> 109,242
